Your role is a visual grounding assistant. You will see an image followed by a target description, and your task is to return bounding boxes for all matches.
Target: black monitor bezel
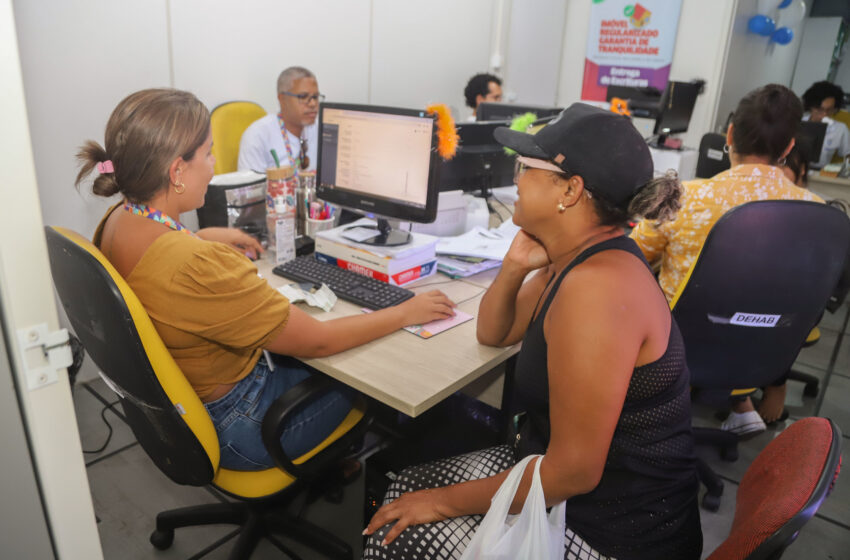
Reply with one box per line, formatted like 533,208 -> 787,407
437,120 -> 515,193
797,121 -> 828,167
317,102 -> 440,224
653,81 -> 701,135
476,102 -> 563,122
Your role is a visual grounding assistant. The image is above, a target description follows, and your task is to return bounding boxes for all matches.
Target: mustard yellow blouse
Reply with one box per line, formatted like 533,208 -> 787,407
95,213 -> 289,399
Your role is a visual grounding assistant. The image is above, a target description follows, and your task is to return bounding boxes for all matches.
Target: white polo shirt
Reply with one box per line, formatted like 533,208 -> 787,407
803,114 -> 850,168
237,114 -> 318,173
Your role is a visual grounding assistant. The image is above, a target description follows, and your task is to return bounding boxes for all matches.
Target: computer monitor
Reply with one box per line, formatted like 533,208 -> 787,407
477,102 -> 563,122
605,85 -> 662,118
317,102 -> 440,246
437,121 -> 515,196
797,121 -> 828,168
652,81 -> 702,145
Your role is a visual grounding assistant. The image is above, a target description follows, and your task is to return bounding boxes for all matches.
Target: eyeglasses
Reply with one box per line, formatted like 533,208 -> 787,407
812,106 -> 838,116
513,158 -> 570,183
513,159 -> 530,184
281,91 -> 326,105
299,138 -> 309,170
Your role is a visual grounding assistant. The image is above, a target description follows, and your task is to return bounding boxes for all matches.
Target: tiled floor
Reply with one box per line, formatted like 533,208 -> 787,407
73,305 -> 850,559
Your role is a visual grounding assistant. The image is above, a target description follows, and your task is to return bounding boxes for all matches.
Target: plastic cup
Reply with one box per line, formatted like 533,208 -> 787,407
305,216 -> 335,239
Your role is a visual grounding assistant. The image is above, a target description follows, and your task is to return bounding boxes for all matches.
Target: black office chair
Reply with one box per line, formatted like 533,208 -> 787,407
669,200 -> 850,511
695,132 -> 730,179
45,226 -> 370,559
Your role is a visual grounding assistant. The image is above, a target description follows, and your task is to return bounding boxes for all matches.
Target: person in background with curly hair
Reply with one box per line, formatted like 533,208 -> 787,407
463,73 -> 502,120
363,104 -> 702,560
802,80 -> 850,168
631,84 -> 823,435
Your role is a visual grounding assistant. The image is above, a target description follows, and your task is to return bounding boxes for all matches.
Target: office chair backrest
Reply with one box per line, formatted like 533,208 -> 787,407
707,417 -> 842,560
210,101 -> 267,174
45,227 -> 219,485
696,132 -> 730,178
671,200 -> 850,389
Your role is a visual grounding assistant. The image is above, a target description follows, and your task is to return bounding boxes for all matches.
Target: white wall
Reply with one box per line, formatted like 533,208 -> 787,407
557,0 -> 738,149
171,0 -> 372,113
503,0 -> 567,106
14,0 -> 171,239
369,0 -> 495,116
717,0 -> 810,128
791,16 -> 844,95
14,0 -> 499,239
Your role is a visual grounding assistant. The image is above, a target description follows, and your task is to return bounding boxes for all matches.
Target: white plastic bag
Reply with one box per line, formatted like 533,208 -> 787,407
459,454 -> 566,560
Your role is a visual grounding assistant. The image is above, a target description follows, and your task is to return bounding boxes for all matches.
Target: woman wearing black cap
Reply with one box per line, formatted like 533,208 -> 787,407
363,104 -> 701,560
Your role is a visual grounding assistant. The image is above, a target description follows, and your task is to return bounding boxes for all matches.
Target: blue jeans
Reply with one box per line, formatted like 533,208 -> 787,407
204,354 -> 354,471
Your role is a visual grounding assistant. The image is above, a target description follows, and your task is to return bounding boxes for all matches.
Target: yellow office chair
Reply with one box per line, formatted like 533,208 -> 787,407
211,101 -> 267,174
45,226 -> 369,559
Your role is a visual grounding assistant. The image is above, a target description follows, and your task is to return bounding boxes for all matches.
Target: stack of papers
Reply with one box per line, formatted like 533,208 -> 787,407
436,255 -> 501,278
436,221 -> 520,261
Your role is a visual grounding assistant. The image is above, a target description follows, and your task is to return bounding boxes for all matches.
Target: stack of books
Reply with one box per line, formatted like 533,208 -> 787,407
314,219 -> 438,286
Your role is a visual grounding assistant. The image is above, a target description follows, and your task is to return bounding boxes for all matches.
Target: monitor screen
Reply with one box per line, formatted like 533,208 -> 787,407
605,85 -> 662,102
477,102 -> 563,122
797,121 -> 828,167
653,81 -> 701,135
438,121 -> 515,194
317,103 -> 439,230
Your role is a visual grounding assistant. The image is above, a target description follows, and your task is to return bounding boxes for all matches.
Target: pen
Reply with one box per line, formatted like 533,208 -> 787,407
270,149 -> 281,168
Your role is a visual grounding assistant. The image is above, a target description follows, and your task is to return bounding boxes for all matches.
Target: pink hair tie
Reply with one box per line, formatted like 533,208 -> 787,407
96,160 -> 114,174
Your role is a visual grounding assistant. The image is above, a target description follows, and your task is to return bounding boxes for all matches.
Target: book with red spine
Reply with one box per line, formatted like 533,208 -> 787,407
314,253 -> 437,286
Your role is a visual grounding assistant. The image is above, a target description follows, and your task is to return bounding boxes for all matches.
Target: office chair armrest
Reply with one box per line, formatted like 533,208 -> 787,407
260,374 -> 340,479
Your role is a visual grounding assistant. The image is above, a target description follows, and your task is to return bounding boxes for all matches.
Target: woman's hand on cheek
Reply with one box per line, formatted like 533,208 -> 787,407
504,229 -> 550,273
363,488 -> 454,546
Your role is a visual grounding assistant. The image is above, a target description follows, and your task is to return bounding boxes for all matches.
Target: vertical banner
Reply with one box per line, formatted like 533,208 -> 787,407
582,0 -> 683,102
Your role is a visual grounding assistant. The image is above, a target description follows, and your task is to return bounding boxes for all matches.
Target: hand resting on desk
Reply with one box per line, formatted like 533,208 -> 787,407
265,289 -> 456,359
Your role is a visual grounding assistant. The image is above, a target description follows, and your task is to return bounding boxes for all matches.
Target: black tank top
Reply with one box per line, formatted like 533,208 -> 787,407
513,236 -> 702,560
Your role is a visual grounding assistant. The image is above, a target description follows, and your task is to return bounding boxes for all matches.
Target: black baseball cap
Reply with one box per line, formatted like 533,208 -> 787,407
494,103 -> 654,207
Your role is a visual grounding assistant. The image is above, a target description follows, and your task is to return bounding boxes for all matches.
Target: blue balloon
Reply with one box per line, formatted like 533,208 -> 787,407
771,27 -> 794,45
778,0 -> 792,8
747,14 -> 776,36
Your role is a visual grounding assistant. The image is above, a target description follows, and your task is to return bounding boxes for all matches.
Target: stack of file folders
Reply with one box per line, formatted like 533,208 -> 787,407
436,255 -> 501,278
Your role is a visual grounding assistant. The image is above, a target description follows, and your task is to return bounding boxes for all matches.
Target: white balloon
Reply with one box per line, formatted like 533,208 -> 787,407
778,0 -> 807,27
757,0 -> 784,15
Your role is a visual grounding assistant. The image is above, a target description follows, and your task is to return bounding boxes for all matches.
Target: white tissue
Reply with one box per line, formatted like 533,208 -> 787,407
278,282 -> 337,312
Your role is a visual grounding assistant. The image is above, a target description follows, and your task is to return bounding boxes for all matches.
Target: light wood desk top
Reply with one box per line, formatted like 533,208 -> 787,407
808,172 -> 850,202
257,259 -> 519,417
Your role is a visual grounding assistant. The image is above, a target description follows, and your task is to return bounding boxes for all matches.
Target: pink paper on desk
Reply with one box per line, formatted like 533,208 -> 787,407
362,308 -> 474,339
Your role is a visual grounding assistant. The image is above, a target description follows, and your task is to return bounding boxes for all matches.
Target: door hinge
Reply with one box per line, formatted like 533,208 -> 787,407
16,324 -> 73,390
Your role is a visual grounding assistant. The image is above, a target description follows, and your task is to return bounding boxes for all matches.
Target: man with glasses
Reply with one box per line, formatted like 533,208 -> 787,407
238,66 -> 324,174
802,81 -> 850,168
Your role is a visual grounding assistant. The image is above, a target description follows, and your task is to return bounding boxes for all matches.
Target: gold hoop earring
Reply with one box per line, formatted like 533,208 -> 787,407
557,201 -> 567,213
174,182 -> 186,194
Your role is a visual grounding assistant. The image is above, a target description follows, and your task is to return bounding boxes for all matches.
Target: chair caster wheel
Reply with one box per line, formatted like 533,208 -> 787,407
721,446 -> 738,462
803,382 -> 819,398
150,528 -> 174,550
702,493 -> 721,512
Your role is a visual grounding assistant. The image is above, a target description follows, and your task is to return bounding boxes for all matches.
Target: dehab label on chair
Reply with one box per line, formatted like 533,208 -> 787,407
730,312 -> 781,327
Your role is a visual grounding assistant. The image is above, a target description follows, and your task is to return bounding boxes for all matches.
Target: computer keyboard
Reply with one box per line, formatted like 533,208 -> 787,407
273,255 -> 415,310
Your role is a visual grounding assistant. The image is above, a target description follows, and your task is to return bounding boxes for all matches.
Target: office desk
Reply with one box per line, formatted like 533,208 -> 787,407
257,259 -> 520,417
808,172 -> 850,201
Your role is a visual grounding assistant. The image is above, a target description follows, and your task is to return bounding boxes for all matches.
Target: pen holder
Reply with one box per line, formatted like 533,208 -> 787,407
296,172 -> 317,236
305,215 -> 335,239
